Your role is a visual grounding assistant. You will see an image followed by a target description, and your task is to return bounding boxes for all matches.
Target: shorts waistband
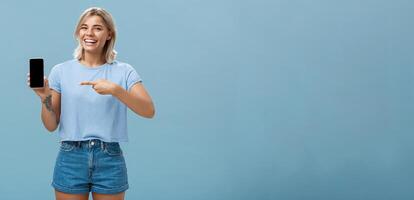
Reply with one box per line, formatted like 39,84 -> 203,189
61,139 -> 117,149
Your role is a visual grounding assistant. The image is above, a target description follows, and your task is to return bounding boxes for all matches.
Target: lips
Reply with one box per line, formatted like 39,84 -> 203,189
84,39 -> 97,45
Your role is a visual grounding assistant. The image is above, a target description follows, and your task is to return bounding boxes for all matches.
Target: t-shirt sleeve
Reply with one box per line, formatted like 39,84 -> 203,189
48,65 -> 61,93
126,66 -> 143,91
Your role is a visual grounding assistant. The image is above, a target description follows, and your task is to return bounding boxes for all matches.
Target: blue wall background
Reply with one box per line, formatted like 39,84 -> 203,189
0,0 -> 413,199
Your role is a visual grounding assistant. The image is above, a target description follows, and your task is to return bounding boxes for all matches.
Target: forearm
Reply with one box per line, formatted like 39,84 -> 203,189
113,85 -> 155,118
40,95 -> 59,132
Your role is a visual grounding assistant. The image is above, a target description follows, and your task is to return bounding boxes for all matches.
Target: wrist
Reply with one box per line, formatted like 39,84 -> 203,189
112,84 -> 124,97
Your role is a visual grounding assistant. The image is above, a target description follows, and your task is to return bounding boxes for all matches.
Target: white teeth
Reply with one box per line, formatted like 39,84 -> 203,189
84,39 -> 97,43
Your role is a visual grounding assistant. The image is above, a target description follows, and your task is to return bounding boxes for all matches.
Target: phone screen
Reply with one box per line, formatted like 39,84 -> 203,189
30,58 -> 44,88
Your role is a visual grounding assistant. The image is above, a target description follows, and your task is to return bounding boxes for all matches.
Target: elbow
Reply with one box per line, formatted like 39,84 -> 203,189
45,126 -> 57,132
45,122 -> 59,132
133,102 -> 155,119
142,102 -> 155,119
141,106 -> 155,119
144,108 -> 155,119
149,110 -> 155,118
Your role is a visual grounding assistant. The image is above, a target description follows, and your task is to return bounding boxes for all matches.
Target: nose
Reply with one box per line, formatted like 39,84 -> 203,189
86,28 -> 93,36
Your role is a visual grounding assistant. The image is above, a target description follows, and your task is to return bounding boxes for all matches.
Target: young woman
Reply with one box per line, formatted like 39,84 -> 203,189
27,7 -> 155,200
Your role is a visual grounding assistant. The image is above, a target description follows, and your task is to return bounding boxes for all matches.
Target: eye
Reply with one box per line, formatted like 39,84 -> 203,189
80,26 -> 87,30
95,27 -> 102,31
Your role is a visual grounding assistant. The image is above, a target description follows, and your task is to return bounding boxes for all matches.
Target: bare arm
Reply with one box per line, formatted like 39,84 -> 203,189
113,83 -> 155,118
40,90 -> 61,131
28,74 -> 61,132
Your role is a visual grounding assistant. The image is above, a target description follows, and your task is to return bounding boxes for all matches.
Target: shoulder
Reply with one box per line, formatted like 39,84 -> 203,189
109,60 -> 136,72
51,59 -> 78,71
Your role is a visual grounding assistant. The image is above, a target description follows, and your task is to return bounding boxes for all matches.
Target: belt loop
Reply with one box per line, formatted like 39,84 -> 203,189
101,141 -> 104,150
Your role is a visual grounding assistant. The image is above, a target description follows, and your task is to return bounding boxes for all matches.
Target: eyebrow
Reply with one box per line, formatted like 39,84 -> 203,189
80,24 -> 104,27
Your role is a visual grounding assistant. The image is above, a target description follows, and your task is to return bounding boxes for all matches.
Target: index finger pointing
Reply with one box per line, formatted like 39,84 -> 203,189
80,81 -> 96,85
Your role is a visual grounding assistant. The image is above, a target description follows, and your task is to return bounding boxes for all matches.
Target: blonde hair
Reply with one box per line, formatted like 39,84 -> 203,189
73,7 -> 117,64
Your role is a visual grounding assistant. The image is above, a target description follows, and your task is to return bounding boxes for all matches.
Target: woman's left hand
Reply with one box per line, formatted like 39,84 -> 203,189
80,79 -> 120,95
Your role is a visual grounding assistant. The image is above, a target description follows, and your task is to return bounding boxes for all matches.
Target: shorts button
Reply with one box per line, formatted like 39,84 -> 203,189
91,141 -> 95,145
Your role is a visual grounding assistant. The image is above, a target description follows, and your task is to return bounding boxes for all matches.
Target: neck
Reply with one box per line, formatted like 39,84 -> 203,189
81,51 -> 105,67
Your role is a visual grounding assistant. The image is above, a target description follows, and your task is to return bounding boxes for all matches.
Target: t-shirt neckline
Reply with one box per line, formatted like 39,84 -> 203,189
76,59 -> 108,70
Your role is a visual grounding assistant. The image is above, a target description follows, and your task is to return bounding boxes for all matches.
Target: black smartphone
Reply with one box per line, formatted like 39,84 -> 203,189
29,58 -> 44,88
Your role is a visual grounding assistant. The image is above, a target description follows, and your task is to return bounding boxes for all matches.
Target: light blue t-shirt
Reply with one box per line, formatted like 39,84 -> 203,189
48,59 -> 142,142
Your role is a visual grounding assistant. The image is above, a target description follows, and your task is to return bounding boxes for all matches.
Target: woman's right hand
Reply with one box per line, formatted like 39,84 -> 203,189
27,73 -> 51,100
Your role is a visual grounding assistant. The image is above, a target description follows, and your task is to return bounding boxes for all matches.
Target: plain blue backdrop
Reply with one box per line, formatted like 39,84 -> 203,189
0,0 -> 413,199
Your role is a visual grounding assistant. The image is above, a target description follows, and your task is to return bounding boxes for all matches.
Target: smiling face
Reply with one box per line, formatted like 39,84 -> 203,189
77,15 -> 112,56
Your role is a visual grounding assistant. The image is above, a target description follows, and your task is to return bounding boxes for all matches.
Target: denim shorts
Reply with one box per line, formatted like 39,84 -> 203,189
52,139 -> 129,194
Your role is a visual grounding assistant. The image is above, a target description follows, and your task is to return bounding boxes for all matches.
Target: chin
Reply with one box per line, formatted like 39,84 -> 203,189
83,47 -> 101,54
